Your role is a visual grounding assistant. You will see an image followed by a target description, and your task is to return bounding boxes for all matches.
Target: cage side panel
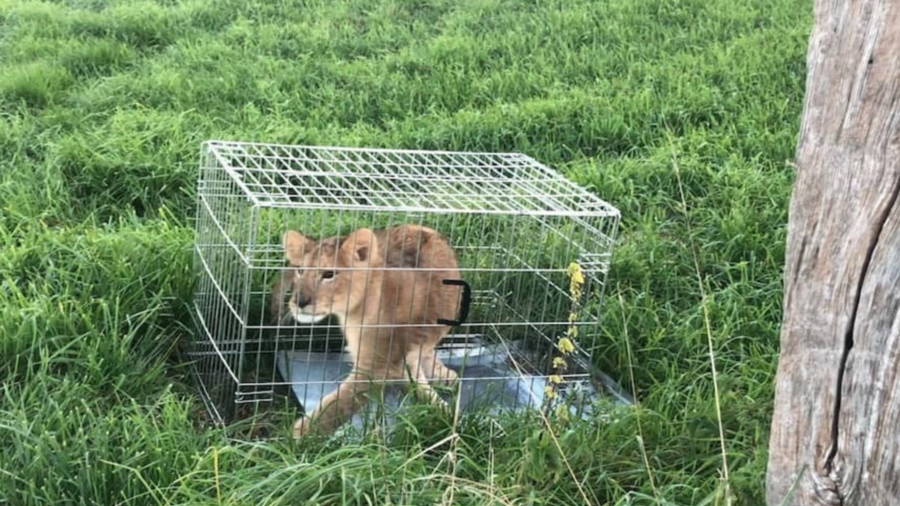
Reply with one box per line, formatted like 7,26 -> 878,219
189,146 -> 259,422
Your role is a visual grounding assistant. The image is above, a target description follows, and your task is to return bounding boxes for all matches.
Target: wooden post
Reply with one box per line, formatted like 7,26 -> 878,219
766,1 -> 900,505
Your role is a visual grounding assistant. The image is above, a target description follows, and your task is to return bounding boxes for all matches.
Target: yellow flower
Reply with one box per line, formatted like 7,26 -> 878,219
567,263 -> 585,286
555,405 -> 570,421
549,374 -> 564,384
553,357 -> 567,369
569,284 -> 582,299
557,337 -> 575,354
544,386 -> 558,400
566,326 -> 578,338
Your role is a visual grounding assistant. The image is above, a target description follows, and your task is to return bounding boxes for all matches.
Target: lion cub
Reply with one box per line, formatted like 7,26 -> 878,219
274,224 -> 463,438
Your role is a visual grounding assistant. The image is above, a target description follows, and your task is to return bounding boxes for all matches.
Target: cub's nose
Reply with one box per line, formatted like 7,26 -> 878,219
294,293 -> 311,308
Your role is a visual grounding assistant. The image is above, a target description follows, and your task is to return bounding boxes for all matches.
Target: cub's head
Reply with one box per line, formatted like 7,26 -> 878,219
282,228 -> 381,324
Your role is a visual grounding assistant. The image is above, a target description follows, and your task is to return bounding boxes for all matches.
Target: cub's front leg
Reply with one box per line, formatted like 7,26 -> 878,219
408,346 -> 458,386
293,373 -> 379,438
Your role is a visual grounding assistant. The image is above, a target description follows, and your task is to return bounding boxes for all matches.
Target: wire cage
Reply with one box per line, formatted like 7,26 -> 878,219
189,140 -> 620,436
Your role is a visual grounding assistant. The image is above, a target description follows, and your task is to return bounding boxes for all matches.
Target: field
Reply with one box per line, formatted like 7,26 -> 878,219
0,0 -> 810,504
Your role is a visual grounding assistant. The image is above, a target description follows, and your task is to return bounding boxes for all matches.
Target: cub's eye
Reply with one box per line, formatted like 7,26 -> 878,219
321,270 -> 335,280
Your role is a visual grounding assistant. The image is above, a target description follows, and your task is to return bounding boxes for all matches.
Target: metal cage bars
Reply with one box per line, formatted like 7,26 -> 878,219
189,141 -> 620,427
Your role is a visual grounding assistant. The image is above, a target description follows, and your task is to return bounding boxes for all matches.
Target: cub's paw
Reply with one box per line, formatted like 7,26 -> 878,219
435,366 -> 459,387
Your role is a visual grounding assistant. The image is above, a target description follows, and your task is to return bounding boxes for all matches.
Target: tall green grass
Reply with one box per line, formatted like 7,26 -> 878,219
0,0 -> 809,504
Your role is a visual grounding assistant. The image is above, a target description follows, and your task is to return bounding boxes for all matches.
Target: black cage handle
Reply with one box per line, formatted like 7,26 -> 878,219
437,279 -> 471,327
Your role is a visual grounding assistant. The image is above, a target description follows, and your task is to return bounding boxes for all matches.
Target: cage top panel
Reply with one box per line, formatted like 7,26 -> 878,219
202,141 -> 619,218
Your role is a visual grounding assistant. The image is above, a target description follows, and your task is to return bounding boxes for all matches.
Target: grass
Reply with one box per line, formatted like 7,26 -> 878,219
0,0 -> 810,504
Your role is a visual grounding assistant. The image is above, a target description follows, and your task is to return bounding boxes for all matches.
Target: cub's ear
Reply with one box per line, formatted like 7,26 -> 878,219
340,228 -> 377,264
283,230 -> 311,264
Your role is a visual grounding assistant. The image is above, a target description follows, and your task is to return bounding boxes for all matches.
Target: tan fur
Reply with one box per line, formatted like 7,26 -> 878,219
275,224 -> 463,438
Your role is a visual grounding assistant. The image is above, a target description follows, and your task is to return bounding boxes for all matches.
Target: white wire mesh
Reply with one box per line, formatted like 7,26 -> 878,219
189,140 -> 620,433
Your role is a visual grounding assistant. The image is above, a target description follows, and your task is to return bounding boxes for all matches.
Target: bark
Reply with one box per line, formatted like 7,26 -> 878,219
766,1 -> 900,505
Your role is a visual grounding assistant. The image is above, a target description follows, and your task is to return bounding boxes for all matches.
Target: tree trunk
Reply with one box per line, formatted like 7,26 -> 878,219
766,1 -> 900,505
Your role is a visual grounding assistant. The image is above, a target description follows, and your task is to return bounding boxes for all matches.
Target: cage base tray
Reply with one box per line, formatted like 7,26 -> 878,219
275,339 -> 625,436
